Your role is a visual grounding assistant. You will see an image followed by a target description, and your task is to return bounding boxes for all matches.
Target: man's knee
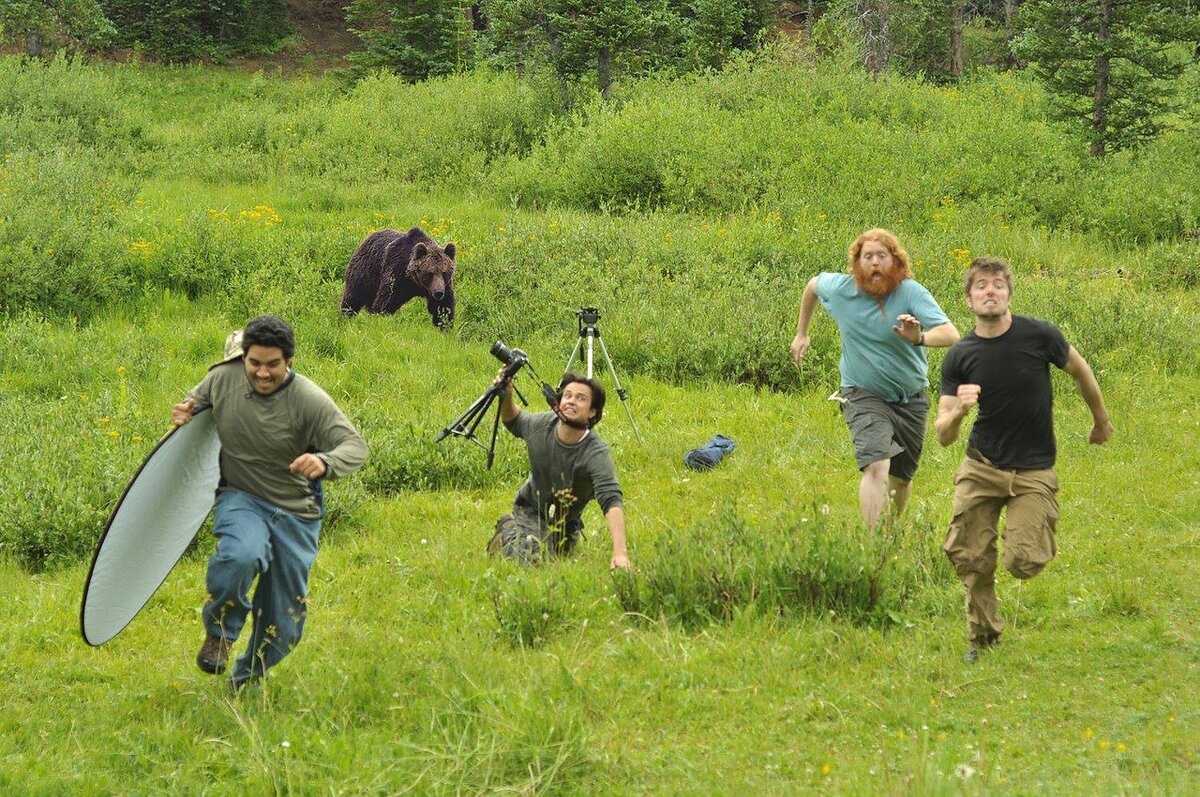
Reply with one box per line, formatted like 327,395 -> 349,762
489,514 -> 545,564
213,536 -> 266,573
862,459 -> 890,481
1004,547 -> 1052,580
943,518 -> 997,576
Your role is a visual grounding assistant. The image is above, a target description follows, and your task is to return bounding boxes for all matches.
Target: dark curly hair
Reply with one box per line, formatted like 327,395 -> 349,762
241,315 -> 296,359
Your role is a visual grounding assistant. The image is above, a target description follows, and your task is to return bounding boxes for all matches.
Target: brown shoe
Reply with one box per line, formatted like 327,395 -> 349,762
197,634 -> 232,675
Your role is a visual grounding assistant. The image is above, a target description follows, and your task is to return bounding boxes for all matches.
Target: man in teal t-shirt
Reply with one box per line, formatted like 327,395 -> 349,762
790,229 -> 959,527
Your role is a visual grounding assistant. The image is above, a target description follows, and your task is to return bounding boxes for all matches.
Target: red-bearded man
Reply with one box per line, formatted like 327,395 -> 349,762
791,228 -> 960,528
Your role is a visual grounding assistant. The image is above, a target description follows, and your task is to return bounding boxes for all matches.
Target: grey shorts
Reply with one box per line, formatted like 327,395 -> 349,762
839,386 -> 930,481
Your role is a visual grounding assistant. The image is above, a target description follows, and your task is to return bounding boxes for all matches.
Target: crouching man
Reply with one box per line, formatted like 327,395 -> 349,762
488,371 -> 630,570
172,315 -> 368,688
936,259 -> 1113,663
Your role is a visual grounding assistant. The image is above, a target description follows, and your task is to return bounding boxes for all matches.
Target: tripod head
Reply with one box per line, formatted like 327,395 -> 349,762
576,307 -> 601,336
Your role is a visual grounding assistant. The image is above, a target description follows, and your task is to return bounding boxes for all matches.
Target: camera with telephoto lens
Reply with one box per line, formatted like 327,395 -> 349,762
490,340 -> 528,380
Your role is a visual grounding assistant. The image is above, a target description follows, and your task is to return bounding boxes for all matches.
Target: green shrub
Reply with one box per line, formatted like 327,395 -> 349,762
481,567 -> 579,648
0,53 -> 141,152
100,0 -> 293,62
614,505 -> 908,629
0,391 -> 151,571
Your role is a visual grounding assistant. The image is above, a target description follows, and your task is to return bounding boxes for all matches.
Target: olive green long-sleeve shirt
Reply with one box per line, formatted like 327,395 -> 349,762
188,362 -> 367,519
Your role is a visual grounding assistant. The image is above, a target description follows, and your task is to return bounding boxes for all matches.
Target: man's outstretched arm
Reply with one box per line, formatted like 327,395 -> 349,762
790,276 -> 820,364
606,506 -> 629,570
1062,346 -> 1114,444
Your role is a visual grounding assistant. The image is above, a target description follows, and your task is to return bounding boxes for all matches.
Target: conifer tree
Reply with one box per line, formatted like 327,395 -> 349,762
0,0 -> 114,56
347,0 -> 474,81
483,0 -> 679,96
1015,0 -> 1198,156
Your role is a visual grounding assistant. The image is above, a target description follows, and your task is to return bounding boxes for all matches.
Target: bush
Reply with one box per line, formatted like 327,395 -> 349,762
0,384 -> 148,571
613,505 -> 909,629
100,0 -> 293,61
481,567 -> 580,648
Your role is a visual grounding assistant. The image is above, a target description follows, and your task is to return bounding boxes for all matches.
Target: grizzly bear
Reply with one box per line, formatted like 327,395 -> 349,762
341,227 -> 457,329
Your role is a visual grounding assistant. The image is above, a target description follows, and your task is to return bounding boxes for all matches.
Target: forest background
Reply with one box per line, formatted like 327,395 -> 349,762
0,1 -> 1198,793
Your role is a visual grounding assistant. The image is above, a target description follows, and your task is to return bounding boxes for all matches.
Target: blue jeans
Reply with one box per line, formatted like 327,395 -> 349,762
203,490 -> 322,686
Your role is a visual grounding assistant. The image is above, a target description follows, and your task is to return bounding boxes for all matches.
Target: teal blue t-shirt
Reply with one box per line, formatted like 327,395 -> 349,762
815,273 -> 951,403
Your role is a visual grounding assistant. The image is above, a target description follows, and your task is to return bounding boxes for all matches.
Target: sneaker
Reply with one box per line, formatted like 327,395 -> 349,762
197,634 -> 232,675
963,633 -> 1001,664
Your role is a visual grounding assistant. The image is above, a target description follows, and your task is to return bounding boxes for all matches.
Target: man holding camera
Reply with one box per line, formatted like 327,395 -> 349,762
791,228 -> 960,528
936,257 -> 1113,663
489,370 -> 629,570
171,315 -> 368,688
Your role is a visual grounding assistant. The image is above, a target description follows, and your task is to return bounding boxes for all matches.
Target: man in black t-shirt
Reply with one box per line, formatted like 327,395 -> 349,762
935,258 -> 1114,663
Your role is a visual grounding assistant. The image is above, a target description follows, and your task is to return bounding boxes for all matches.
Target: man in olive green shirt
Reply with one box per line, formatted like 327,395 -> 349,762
172,315 -> 367,688
488,370 -> 629,570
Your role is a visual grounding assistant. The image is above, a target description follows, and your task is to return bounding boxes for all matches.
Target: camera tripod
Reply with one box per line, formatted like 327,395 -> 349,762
436,344 -> 557,468
564,307 -> 642,442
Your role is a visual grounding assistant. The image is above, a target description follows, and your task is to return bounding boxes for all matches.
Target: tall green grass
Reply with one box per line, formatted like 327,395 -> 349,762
2,51 -> 1196,397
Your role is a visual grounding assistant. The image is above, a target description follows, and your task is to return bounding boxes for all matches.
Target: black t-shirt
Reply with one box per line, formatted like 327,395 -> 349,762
940,315 -> 1070,470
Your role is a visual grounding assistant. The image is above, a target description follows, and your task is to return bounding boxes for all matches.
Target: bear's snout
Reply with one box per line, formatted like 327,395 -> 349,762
428,275 -> 446,300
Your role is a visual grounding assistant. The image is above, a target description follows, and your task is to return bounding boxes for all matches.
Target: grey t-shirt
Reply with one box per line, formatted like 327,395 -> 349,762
504,411 -> 623,531
188,361 -> 368,519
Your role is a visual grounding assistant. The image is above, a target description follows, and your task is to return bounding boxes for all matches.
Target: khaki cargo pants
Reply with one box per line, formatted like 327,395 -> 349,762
943,453 -> 1059,642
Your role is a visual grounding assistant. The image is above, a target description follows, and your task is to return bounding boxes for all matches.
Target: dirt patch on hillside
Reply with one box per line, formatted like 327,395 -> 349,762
231,0 -> 357,74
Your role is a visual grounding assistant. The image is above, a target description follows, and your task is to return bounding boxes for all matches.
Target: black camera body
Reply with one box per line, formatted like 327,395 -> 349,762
577,307 -> 600,326
491,340 -> 528,380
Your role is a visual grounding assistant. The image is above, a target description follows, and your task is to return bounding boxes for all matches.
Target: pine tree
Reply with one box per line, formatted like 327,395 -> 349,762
347,0 -> 474,81
483,0 -> 680,96
1015,0 -> 1198,156
0,0 -> 115,56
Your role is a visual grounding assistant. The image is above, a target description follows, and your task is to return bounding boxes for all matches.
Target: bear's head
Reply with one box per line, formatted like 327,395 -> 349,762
406,240 -> 457,300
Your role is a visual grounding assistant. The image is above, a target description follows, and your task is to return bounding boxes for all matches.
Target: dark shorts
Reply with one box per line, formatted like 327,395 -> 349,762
487,508 -> 581,565
839,386 -> 930,481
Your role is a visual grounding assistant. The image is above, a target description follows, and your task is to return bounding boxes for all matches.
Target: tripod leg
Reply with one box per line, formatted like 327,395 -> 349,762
586,334 -> 594,379
565,337 -> 583,375
594,334 -> 643,442
436,384 -> 501,449
486,397 -> 503,469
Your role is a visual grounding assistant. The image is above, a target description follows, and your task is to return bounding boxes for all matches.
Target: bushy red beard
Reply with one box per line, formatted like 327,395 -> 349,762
852,262 -> 906,302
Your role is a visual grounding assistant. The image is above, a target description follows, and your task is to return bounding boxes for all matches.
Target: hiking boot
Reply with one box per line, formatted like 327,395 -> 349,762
197,634 -> 232,675
963,633 -> 1001,664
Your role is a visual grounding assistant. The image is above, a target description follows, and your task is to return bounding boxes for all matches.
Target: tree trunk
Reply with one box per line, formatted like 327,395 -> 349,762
1003,0 -> 1021,68
25,29 -> 43,58
598,47 -> 613,98
861,0 -> 891,80
1091,0 -> 1112,157
950,1 -> 964,79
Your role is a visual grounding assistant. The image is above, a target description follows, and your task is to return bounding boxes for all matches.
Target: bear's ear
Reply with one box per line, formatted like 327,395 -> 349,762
413,242 -> 428,259
443,242 -> 456,260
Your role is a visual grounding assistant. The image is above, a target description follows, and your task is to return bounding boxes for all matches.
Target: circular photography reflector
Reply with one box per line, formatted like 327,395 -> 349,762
81,409 -> 221,646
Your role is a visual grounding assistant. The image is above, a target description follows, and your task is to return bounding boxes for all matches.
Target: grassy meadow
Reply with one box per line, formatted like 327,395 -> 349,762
1,49 -> 1198,793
